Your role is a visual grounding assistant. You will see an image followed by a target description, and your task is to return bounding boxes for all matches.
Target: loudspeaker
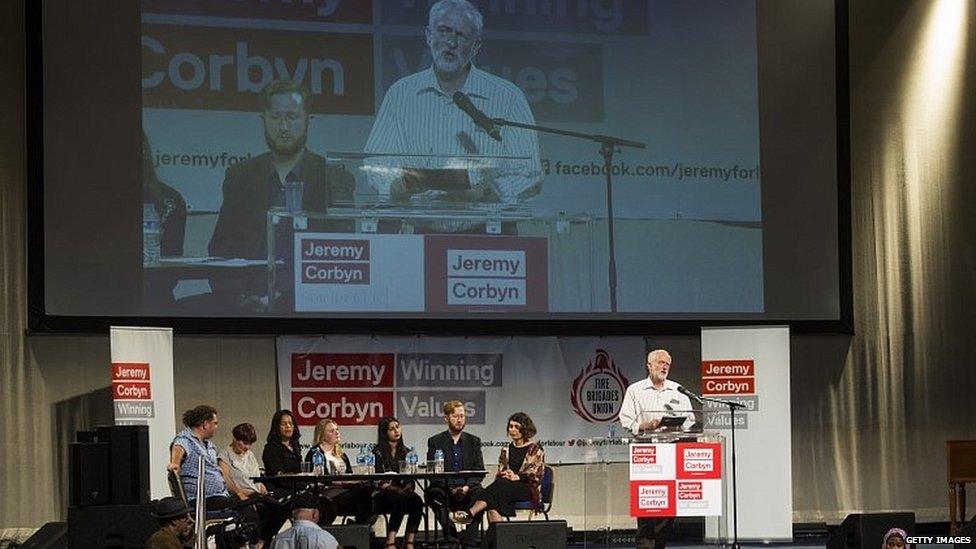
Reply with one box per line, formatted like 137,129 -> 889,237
482,520 -> 568,549
67,503 -> 156,548
69,442 -> 111,507
97,425 -> 150,504
826,512 -> 915,549
324,524 -> 370,549
20,521 -> 67,548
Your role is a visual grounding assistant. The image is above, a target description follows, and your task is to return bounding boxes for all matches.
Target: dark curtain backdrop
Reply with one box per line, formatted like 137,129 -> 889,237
3,0 -> 976,528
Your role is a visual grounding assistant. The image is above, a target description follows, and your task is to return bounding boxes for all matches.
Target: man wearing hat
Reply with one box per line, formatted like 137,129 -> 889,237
147,496 -> 194,548
270,491 -> 339,549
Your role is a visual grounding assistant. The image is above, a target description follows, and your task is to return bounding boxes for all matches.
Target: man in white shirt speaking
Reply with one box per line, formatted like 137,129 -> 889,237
617,349 -> 695,549
364,0 -> 542,233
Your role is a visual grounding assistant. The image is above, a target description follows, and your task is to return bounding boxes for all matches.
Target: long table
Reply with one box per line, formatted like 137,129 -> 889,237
252,470 -> 490,547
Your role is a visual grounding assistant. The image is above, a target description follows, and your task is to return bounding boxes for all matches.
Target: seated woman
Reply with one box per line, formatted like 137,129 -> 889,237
217,422 -> 278,548
451,412 -> 545,524
303,418 -> 373,525
372,416 -> 424,549
262,409 -> 303,477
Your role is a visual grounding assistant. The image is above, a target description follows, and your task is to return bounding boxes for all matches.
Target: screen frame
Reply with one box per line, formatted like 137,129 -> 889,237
25,0 -> 853,336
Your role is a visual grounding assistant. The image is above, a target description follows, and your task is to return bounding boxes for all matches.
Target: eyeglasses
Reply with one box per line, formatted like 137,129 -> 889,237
431,25 -> 476,45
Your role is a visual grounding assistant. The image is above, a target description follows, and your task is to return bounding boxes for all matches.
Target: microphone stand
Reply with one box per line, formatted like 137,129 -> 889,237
490,117 -> 645,312
695,393 -> 746,549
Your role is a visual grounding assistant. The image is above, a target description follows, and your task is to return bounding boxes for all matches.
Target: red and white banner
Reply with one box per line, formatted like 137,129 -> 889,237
110,326 -> 176,499
293,233 -> 548,313
701,326 -> 792,542
629,442 -> 723,517
276,336 -> 645,463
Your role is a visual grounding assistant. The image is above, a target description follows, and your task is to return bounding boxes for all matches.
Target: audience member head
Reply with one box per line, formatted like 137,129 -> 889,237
151,496 -> 191,535
882,528 -> 907,549
290,491 -> 320,523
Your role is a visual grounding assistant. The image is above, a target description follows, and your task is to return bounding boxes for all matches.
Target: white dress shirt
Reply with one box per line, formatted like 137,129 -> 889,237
618,378 -> 695,435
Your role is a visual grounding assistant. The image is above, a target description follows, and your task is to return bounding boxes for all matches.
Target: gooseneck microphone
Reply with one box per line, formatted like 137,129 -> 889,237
677,384 -> 705,405
452,91 -> 503,141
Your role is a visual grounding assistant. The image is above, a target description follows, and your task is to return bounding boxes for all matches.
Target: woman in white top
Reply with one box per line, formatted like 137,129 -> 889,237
217,422 -> 279,548
304,418 -> 373,526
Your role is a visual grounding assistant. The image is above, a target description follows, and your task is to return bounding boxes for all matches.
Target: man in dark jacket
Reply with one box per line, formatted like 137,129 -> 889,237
207,79 -> 354,310
425,400 -> 485,547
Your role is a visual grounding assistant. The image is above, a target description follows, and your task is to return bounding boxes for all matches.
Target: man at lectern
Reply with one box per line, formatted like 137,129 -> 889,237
618,349 -> 694,549
364,0 -> 542,232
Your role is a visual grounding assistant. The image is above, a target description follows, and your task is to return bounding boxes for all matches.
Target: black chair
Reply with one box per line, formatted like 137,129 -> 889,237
509,466 -> 554,520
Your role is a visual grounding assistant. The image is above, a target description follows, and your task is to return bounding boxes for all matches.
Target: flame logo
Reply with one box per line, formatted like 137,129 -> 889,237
570,348 -> 630,423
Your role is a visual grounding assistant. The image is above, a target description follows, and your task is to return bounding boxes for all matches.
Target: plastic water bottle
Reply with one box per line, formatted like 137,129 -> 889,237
142,203 -> 161,266
355,446 -> 366,474
434,448 -> 444,473
312,447 -> 325,476
608,422 -> 618,441
407,447 -> 419,473
364,444 -> 376,472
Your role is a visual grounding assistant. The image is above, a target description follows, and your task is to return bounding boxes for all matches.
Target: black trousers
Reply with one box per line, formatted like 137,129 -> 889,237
373,488 -> 424,535
636,517 -> 673,549
425,484 -> 484,545
317,483 -> 373,525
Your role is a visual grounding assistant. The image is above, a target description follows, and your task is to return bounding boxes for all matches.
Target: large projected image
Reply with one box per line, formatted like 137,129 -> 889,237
140,0 -> 761,317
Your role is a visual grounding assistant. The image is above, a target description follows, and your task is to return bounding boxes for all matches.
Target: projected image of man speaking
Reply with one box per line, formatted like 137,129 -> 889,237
365,0 -> 542,233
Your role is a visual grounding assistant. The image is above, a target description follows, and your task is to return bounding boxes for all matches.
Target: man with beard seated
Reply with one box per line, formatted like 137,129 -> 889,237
207,78 -> 354,311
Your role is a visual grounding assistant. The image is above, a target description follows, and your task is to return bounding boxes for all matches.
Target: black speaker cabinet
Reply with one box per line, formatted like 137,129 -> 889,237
69,442 -> 111,507
482,520 -> 568,549
20,521 -> 67,548
96,425 -> 150,504
324,524 -> 370,549
826,512 -> 915,549
67,503 -> 156,548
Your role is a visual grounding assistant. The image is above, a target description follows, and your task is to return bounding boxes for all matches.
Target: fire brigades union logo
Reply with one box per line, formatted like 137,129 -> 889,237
571,349 -> 630,422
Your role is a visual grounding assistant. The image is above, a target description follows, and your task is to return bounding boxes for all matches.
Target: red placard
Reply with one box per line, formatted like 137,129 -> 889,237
700,359 -> 754,377
112,362 -> 150,381
291,353 -> 395,388
291,391 -> 393,426
676,442 -> 722,479
113,381 -> 152,401
701,377 -> 755,395
630,481 -> 676,517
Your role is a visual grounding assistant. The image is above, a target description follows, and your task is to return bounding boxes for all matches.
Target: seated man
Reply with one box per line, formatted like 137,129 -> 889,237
425,400 -> 485,547
270,491 -> 340,549
146,497 -> 193,549
207,78 -> 354,311
167,405 -> 236,510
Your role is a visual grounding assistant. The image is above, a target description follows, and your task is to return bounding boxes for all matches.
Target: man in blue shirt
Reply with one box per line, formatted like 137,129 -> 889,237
270,492 -> 340,549
167,405 -> 234,510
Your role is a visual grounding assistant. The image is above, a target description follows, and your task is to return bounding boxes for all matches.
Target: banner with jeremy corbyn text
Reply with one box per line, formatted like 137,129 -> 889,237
110,326 -> 177,499
275,335 -> 645,463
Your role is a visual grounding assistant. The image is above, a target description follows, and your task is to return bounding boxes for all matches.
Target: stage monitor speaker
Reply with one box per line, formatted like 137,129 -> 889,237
956,516 -> 976,547
97,424 -> 150,504
20,521 -> 67,548
324,524 -> 370,549
69,441 -> 111,507
67,503 -> 156,548
826,512 -> 915,549
482,520 -> 568,549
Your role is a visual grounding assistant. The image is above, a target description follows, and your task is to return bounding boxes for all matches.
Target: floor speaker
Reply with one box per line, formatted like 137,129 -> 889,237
69,442 -> 111,507
97,424 -> 150,504
956,516 -> 976,547
20,521 -> 67,548
67,503 -> 157,548
323,524 -> 370,549
826,512 -> 915,549
482,520 -> 568,549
